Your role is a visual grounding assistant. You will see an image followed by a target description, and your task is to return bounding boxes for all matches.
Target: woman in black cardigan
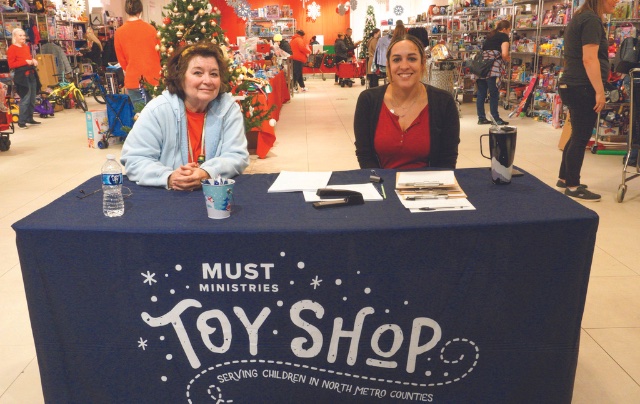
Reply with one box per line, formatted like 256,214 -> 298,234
354,35 -> 459,169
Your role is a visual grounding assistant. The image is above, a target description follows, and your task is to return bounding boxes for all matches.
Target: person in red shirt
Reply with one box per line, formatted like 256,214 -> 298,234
114,0 -> 161,107
7,28 -> 40,129
289,30 -> 310,92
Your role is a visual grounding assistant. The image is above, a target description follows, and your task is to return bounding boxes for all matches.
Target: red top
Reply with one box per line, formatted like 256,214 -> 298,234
114,20 -> 161,89
374,103 -> 431,169
7,44 -> 31,69
186,109 -> 206,164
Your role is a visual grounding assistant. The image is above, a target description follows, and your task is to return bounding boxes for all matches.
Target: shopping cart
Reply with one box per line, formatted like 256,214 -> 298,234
97,94 -> 135,149
617,67 -> 640,202
336,58 -> 366,87
428,59 -> 463,116
0,106 -> 12,152
306,53 -> 327,81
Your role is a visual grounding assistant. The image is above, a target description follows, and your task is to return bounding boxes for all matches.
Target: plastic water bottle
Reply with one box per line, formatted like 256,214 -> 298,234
102,154 -> 124,217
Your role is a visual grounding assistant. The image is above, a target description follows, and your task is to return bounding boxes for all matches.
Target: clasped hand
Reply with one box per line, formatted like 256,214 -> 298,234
168,162 -> 210,191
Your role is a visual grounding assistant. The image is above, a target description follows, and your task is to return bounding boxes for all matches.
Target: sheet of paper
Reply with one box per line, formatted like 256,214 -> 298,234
268,171 -> 332,193
395,190 -> 475,212
396,171 -> 456,188
302,183 -> 383,202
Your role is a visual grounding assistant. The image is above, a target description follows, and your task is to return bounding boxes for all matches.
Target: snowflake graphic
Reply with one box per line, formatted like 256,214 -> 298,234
394,5 -> 404,16
138,337 -> 148,350
351,0 -> 358,11
235,3 -> 251,18
141,271 -> 157,286
307,2 -> 321,21
310,275 -> 322,289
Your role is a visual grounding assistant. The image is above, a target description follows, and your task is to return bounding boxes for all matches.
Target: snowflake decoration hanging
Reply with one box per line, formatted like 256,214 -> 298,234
338,3 -> 347,16
235,2 -> 251,18
351,0 -> 358,10
64,0 -> 86,21
394,5 -> 404,16
307,2 -> 321,21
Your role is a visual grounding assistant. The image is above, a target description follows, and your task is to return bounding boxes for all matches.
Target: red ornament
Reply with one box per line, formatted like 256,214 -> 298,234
163,17 -> 171,25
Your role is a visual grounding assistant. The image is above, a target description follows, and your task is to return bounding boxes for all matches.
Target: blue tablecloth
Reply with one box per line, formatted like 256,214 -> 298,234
13,168 -> 598,403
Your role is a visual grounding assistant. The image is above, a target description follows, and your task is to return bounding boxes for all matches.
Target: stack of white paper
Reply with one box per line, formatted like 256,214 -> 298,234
395,171 -> 476,213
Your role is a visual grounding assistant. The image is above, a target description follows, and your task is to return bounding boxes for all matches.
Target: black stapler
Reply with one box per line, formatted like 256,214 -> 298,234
313,189 -> 365,209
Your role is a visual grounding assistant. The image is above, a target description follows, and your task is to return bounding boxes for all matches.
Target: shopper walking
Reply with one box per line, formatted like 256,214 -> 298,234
366,28 -> 381,88
290,30 -> 310,92
344,28 -> 361,57
334,33 -> 348,85
7,28 -> 40,129
476,20 -> 511,126
556,0 -> 618,202
115,0 -> 161,107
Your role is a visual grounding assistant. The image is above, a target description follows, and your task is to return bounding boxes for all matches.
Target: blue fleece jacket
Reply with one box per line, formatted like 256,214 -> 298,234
121,90 -> 249,188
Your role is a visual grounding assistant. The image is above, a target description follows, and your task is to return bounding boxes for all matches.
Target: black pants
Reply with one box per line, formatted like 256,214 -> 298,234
335,56 -> 347,82
292,60 -> 305,89
367,74 -> 379,88
558,84 -> 597,187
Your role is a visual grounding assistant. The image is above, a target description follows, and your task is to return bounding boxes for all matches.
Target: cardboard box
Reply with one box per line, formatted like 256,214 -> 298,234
36,54 -> 58,89
558,111 -> 572,150
86,109 -> 109,148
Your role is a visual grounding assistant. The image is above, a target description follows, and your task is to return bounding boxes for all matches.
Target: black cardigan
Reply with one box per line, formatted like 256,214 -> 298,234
353,84 -> 460,169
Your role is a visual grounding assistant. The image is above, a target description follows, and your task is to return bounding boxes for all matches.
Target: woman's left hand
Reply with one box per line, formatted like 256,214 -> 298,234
168,162 -> 210,191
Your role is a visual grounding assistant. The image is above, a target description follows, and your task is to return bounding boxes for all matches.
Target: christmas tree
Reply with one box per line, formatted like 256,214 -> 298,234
358,6 -> 377,60
150,0 -> 273,133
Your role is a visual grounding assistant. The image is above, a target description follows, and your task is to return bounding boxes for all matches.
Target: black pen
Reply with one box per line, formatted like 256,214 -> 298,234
406,195 -> 448,200
419,206 -> 466,211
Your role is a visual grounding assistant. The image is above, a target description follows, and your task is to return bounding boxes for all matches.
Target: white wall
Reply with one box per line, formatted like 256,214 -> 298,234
349,0 -> 448,42
90,0 -> 162,24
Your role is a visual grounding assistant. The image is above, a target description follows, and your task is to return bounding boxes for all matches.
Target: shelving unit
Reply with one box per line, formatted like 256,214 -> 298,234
42,16 -> 88,68
502,0 -> 571,121
0,12 -> 40,59
246,18 -> 296,40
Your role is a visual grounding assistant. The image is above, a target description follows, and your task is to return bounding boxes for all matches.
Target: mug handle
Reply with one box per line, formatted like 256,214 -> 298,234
480,134 -> 491,160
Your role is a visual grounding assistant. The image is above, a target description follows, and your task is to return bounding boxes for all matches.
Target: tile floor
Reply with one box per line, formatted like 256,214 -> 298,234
1,77 -> 639,403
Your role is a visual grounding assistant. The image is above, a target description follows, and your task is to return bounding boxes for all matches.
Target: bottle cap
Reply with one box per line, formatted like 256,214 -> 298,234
106,154 -> 115,160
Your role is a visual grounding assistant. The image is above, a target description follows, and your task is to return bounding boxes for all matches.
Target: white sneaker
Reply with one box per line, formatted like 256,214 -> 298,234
301,88 -> 308,92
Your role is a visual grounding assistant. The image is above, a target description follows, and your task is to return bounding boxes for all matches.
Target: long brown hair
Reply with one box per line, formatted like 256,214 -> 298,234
391,20 -> 407,42
574,0 -> 606,17
487,20 -> 511,39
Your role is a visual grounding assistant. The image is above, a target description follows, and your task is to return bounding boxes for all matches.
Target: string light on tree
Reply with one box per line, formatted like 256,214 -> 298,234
152,0 -> 274,133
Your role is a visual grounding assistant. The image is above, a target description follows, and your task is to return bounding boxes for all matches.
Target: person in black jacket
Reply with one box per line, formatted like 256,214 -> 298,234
354,34 -> 459,169
334,33 -> 348,84
476,20 -> 511,126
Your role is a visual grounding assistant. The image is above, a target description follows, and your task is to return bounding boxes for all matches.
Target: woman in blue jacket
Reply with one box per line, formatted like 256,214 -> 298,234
121,43 -> 249,191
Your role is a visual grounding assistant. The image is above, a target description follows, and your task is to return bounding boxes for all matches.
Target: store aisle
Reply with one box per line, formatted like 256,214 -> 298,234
1,78 -> 639,403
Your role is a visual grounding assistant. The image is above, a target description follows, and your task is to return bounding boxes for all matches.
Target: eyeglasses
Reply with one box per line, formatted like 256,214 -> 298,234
77,186 -> 132,200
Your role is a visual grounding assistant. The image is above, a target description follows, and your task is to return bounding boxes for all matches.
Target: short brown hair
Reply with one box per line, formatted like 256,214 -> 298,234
125,0 -> 143,16
165,42 -> 230,99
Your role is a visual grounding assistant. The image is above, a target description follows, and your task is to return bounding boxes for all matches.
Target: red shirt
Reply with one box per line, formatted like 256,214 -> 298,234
7,44 -> 31,69
374,103 -> 431,169
186,109 -> 206,164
